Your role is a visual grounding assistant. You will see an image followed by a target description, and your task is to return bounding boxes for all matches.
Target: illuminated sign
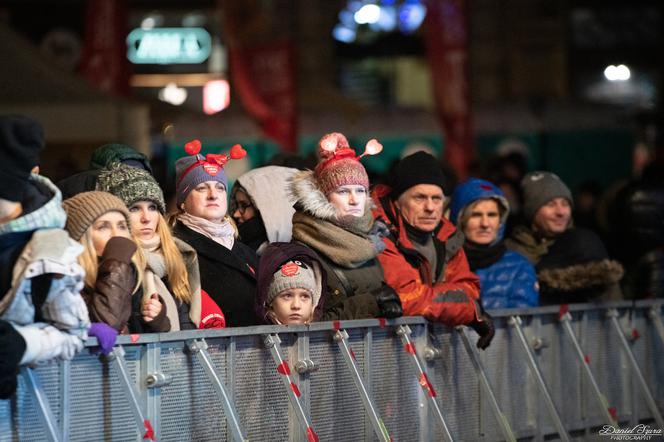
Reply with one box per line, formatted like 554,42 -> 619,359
127,27 -> 212,64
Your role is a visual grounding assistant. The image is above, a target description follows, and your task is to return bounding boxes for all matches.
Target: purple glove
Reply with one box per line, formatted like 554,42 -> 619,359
88,322 -> 118,355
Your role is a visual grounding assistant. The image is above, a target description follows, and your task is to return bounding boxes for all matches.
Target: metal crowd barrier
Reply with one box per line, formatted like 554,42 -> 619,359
1,300 -> 663,441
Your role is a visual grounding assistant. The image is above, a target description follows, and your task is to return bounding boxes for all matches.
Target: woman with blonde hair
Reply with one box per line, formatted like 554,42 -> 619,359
97,163 -> 226,330
62,191 -> 169,334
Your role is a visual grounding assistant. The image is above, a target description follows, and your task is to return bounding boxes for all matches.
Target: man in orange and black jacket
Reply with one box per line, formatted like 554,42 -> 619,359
372,151 -> 494,349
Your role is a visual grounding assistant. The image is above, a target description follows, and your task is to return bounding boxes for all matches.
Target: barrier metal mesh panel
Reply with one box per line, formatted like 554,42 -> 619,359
584,310 -> 632,423
370,326 -> 422,442
159,339 -> 228,442
631,310 -> 663,422
1,307 -> 663,442
648,309 -> 664,417
234,333 -> 291,441
309,328 -> 366,442
538,314 -> 584,433
430,325 -> 481,441
0,397 -> 9,442
69,347 -> 142,442
482,316 -> 537,438
11,362 -> 62,442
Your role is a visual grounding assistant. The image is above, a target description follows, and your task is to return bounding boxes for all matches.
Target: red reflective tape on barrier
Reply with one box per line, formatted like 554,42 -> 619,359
608,407 -> 617,421
277,361 -> 291,375
130,334 -> 140,343
584,355 -> 591,364
404,343 -> 416,355
377,318 -> 386,328
290,382 -> 301,397
632,328 -> 640,340
333,321 -> 341,331
558,304 -> 569,320
419,373 -> 436,397
143,419 -> 155,440
349,348 -> 356,360
307,427 -> 319,442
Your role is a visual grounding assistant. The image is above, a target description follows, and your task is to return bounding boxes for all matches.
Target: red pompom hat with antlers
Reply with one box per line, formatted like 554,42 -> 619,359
314,132 -> 383,195
174,139 -> 247,206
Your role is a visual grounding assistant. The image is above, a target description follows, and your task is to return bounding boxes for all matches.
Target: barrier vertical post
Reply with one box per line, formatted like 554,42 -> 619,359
606,308 -> 664,430
395,325 -> 454,442
108,346 -> 154,440
20,367 -> 61,442
187,339 -> 247,442
332,329 -> 392,442
456,326 -> 516,442
558,310 -> 618,426
647,305 -> 664,346
59,359 -> 70,442
507,316 -> 570,442
264,334 -> 319,442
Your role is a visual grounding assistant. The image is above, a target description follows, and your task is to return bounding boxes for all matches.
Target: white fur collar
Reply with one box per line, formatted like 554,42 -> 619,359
288,170 -> 375,222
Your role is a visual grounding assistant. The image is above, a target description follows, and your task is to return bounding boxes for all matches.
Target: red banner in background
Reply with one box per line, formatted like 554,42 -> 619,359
229,42 -> 298,151
423,0 -> 474,179
79,0 -> 130,96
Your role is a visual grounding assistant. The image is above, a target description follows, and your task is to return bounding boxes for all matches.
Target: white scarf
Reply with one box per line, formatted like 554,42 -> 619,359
178,212 -> 236,250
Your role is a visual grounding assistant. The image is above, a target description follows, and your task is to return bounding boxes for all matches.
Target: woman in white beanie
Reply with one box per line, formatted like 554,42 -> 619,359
63,191 -> 169,334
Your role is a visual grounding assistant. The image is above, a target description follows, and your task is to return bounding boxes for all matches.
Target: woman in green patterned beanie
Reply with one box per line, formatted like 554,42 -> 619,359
97,162 -> 226,331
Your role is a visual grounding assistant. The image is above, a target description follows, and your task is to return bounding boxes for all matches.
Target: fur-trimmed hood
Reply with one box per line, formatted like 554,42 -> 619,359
288,169 -> 374,222
538,259 -> 624,292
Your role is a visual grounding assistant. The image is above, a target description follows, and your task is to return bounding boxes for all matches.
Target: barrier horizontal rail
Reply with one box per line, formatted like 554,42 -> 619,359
1,300 -> 662,442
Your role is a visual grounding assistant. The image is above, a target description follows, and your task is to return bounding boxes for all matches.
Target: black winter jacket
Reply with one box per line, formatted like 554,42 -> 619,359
173,222 -> 260,327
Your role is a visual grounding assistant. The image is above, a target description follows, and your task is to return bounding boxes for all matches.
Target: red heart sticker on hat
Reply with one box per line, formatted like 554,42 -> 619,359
185,139 -> 202,156
229,144 -> 247,159
203,163 -> 220,176
281,262 -> 300,277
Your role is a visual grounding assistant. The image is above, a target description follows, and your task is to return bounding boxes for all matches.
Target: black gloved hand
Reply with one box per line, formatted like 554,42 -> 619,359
468,311 -> 495,350
375,284 -> 403,319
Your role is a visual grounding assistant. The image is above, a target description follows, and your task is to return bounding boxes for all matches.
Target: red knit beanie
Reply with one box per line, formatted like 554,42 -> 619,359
314,132 -> 382,195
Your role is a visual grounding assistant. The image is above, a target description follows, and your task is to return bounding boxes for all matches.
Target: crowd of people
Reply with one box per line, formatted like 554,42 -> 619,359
1,114 -> 662,400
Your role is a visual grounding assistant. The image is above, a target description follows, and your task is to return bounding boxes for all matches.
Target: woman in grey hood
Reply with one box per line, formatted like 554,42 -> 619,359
230,165 -> 299,254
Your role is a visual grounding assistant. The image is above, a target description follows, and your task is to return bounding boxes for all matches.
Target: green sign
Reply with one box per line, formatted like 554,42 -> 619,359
127,27 -> 212,65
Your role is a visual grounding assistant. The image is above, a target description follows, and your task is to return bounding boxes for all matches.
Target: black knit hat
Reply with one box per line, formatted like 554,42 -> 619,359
390,151 -> 446,199
0,115 -> 44,202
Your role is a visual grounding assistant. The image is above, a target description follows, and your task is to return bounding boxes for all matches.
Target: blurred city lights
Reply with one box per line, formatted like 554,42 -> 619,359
203,79 -> 230,115
333,24 -> 357,43
399,1 -> 427,34
604,64 -> 631,81
158,83 -> 187,105
354,4 -> 381,24
141,17 -> 156,30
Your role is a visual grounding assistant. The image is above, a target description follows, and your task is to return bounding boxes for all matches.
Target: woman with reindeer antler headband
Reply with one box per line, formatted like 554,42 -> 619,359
171,140 -> 260,327
288,132 -> 403,321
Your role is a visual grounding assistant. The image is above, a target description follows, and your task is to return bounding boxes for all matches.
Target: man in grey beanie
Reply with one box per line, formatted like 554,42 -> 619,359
506,171 -> 574,264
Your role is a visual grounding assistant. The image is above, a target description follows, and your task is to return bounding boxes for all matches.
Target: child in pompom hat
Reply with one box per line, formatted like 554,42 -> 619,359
289,132 -> 403,321
256,242 -> 326,325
